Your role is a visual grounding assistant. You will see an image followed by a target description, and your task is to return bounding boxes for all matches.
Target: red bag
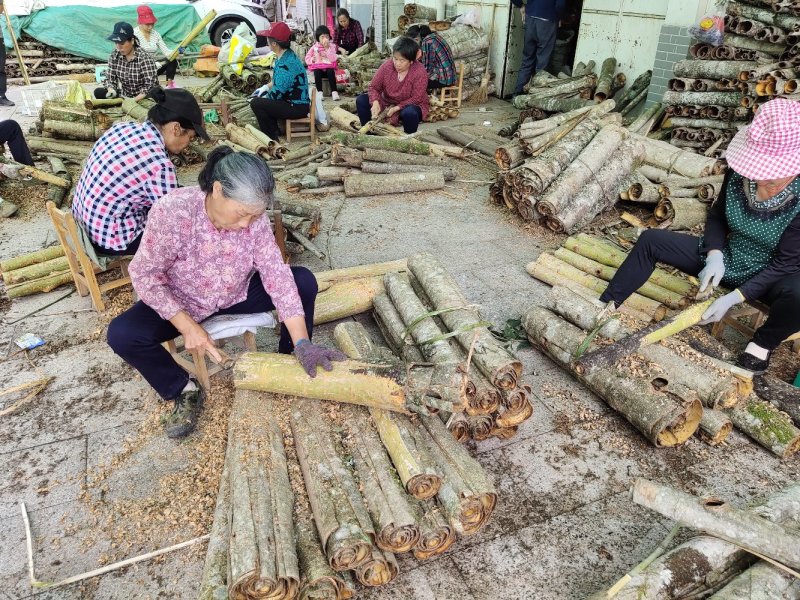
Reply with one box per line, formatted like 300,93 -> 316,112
335,68 -> 349,84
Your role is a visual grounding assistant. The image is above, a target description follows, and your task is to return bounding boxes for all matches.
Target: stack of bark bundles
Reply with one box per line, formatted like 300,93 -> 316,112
596,482 -> 800,599
372,253 -> 533,442
436,24 -> 491,102
224,122 -> 287,159
34,100 -> 113,142
397,3 -> 437,32
336,43 -> 383,92
5,38 -> 100,83
0,246 -> 72,299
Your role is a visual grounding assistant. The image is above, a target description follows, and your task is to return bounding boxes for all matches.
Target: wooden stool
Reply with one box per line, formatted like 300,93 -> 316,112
286,87 -> 316,142
164,330 -> 257,391
712,300 -> 800,353
46,201 -> 132,312
440,62 -> 464,109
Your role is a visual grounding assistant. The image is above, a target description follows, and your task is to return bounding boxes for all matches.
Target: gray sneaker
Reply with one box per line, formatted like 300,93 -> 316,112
163,383 -> 204,439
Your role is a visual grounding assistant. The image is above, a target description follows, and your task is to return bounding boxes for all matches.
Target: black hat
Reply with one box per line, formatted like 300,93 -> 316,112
149,87 -> 210,141
108,22 -> 135,42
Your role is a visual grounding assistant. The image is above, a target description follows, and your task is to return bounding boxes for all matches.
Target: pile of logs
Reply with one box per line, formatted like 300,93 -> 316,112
427,94 -> 460,122
437,25 -> 491,102
5,38 -> 100,84
224,122 -> 286,159
0,246 -> 71,299
336,43 -> 383,92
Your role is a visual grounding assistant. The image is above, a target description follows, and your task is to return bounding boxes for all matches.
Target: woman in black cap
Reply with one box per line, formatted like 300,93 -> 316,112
95,21 -> 158,100
73,87 -> 209,255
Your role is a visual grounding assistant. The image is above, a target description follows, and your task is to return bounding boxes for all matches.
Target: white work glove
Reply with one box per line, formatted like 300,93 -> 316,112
698,249 -> 725,292
105,87 -> 118,99
0,163 -> 22,179
699,290 -> 745,325
250,83 -> 271,98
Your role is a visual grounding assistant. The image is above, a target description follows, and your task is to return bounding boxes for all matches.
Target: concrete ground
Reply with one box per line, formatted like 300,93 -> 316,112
0,75 -> 798,600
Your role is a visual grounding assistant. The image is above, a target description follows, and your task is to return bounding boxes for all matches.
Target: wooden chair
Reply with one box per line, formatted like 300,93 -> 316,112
286,87 -> 316,142
712,300 -> 800,353
440,62 -> 464,109
46,201 -> 132,312
164,331 -> 256,391
272,208 -> 289,263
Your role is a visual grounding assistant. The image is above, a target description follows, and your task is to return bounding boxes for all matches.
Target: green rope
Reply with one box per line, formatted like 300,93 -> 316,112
400,304 -> 480,343
572,314 -> 619,360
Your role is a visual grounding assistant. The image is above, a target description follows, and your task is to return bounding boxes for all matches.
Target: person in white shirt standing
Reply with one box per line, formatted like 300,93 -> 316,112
134,5 -> 178,89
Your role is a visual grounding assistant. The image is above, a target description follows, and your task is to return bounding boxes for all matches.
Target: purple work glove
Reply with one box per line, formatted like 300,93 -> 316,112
294,339 -> 347,377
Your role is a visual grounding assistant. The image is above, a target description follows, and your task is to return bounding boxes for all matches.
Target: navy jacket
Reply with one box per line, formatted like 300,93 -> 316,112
511,0 -> 565,22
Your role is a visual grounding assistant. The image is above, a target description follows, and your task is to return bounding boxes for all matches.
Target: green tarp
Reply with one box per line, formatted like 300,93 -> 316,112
1,4 -> 211,61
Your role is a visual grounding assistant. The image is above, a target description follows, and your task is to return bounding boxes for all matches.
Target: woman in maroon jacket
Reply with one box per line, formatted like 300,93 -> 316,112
355,37 -> 429,133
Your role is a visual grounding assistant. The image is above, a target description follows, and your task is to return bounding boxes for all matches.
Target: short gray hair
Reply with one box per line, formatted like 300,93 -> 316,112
198,146 -> 275,209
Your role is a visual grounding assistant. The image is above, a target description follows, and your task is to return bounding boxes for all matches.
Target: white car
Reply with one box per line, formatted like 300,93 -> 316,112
190,0 -> 275,46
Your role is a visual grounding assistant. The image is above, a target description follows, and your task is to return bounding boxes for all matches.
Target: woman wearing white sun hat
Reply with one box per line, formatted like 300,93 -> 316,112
598,97 -> 800,374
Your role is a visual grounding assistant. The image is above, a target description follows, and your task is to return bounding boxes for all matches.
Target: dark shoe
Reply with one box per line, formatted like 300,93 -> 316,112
736,351 -> 770,375
163,382 -> 204,438
0,96 -> 15,107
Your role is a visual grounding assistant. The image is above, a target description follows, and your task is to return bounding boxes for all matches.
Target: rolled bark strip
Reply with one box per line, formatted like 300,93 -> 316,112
728,1 -> 800,31
343,171 -> 445,197
361,147 -> 450,168
724,32 -> 784,55
295,514 -> 355,599
494,143 -> 526,170
673,59 -> 758,80
628,180 -> 661,203
354,548 -> 398,587
613,484 -> 800,600
573,59 -> 596,77
290,400 -> 374,572
467,413 -> 494,441
436,126 -> 498,157
83,97 -> 123,109
2,255 -> 70,285
614,70 -> 652,111
0,245 -> 65,272
325,132 -> 432,155
630,132 -> 725,177
552,248 -> 686,309
626,103 -> 665,135
225,122 -> 269,155
517,102 -> 603,136
667,77 -> 693,91
527,254 -> 667,321
669,197 -> 709,231
6,270 -> 73,298
543,284 -> 626,339
42,119 -> 104,141
495,399 -> 534,428
360,161 -> 457,180
708,561 -> 799,599
245,124 -> 287,158
536,124 -> 626,217
371,408 -> 443,500
726,393 -> 800,458
522,307 -> 702,446
404,3 -> 436,18
594,57 -> 617,101
313,275 -> 385,325
314,260 -> 407,289
632,477 -> 800,568
699,408 -> 733,445
408,253 -> 523,390
668,117 -> 747,130
413,502 -> 456,560
662,90 -> 742,107
42,102 -> 96,124
419,414 -> 497,535
197,450 -> 230,600
373,293 -> 427,363
753,374 -> 800,426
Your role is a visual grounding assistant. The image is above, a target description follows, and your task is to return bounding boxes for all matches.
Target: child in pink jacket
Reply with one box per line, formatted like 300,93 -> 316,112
305,25 -> 340,100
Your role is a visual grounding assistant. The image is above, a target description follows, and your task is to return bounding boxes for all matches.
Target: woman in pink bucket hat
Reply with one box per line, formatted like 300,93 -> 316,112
598,97 -> 800,374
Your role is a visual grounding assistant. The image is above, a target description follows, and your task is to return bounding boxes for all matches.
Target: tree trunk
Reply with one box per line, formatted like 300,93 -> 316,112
726,393 -> 800,458
662,90 -> 743,107
611,484 -> 800,600
42,119 -> 104,140
344,172 -> 445,197
672,59 -> 759,79
290,399 -> 374,572
326,132 -> 432,155
669,197 -> 709,230
668,117 -> 748,130
361,147 -> 451,168
708,561 -> 800,599
630,132 -> 725,177
2,255 -> 70,284
26,136 -> 93,158
360,161 -> 456,181
594,57 -> 617,101
330,145 -> 364,167
536,124 -> 626,217
527,253 -> 667,320
408,253 -> 523,390
436,126 -> 499,157
197,448 -> 231,600
552,248 -> 687,309
227,390 -> 300,598
6,271 -> 73,298
0,245 -> 64,272
313,276 -> 386,325
317,166 -> 362,181
632,478 -> 800,568
699,408 -> 733,445
522,307 -> 702,446
753,374 -> 800,426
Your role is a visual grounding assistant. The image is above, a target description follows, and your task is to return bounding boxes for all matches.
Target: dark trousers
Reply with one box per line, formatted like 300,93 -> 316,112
157,59 -> 178,81
107,268 -> 318,400
514,17 -> 558,95
0,120 -> 33,165
92,231 -> 142,256
599,229 -> 800,350
313,68 -> 337,93
0,38 -> 6,96
427,79 -> 447,93
356,93 -> 423,134
250,97 -> 310,141
94,87 -> 110,99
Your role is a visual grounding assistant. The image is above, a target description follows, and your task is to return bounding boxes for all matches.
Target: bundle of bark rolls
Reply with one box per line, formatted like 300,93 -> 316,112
521,283 -> 800,458
292,132 -> 465,196
5,37 -> 100,84
591,480 -> 800,599
436,24 -> 490,102
335,43 -> 383,92
663,1 -> 800,154
0,246 -> 72,299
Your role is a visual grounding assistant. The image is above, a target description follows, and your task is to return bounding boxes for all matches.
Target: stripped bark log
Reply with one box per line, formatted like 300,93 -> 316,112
522,307 -> 702,446
313,276 -> 385,325
632,478 -> 800,568
343,172 -> 445,197
699,408 -> 733,445
360,161 -> 456,180
726,393 -> 800,458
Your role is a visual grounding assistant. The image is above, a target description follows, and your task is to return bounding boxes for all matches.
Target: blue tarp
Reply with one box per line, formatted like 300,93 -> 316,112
1,4 -> 211,60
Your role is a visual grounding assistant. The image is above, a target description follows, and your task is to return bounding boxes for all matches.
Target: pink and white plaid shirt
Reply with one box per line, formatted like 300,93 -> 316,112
128,186 -> 304,324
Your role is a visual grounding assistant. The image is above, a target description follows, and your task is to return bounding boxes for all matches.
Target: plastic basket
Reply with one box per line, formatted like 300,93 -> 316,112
19,81 -> 70,117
